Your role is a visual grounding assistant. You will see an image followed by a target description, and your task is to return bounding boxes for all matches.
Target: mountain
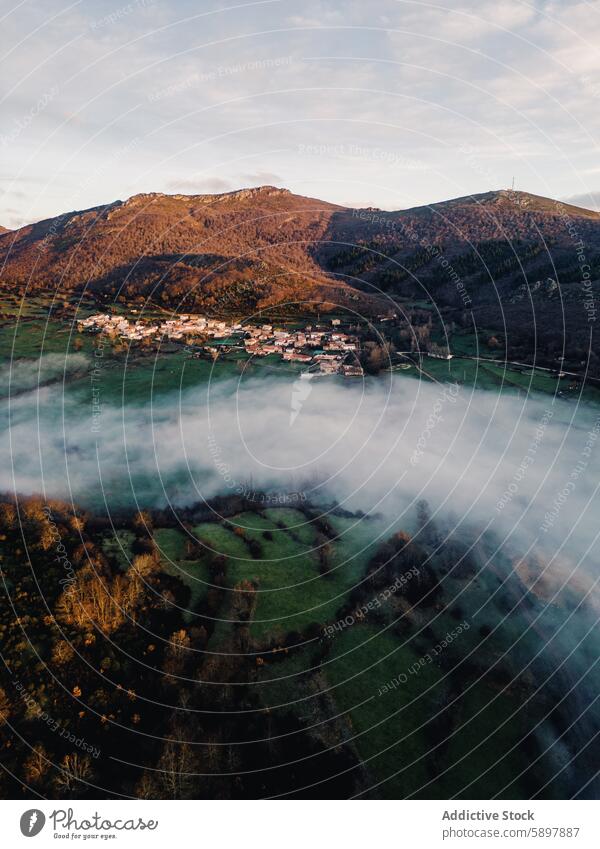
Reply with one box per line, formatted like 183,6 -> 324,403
322,189 -> 600,300
322,190 -> 600,364
1,188 -> 598,356
0,186 -> 371,313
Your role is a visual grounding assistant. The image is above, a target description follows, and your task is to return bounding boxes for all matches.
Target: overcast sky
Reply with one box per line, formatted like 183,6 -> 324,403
2,0 -> 600,227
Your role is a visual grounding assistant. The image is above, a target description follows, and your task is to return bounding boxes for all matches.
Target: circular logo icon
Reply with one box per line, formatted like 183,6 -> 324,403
20,810 -> 46,837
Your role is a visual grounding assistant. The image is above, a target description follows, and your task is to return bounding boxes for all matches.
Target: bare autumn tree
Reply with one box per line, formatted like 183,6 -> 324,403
315,533 -> 333,577
163,629 -> 190,680
132,510 -> 153,536
55,753 -> 93,795
0,502 -> 17,531
131,552 -> 159,580
57,565 -> 135,633
157,735 -> 197,799
0,687 -> 10,724
23,743 -> 50,786
361,340 -> 395,375
21,498 -> 47,525
51,639 -> 75,666
18,499 -> 57,550
134,770 -> 159,799
231,580 -> 256,652
231,580 -> 256,622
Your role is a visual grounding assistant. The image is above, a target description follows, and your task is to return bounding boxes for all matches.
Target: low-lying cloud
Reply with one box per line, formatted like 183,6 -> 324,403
2,368 -> 600,575
0,353 -> 89,397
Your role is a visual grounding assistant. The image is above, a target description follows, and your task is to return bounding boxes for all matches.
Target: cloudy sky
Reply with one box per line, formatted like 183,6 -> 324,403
2,0 -> 600,227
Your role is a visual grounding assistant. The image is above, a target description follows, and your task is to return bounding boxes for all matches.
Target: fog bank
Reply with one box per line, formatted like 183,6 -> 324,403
2,368 -> 599,570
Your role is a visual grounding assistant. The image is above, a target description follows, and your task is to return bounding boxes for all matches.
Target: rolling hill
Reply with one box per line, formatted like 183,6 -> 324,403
0,187 -> 598,358
323,189 -> 600,366
0,186 -> 361,314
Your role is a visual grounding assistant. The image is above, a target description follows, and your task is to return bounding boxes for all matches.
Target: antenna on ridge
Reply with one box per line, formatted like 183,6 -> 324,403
511,176 -> 515,191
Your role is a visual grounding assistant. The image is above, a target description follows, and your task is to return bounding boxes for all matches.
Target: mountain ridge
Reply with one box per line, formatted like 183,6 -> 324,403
0,187 -> 598,331
3,186 -> 599,232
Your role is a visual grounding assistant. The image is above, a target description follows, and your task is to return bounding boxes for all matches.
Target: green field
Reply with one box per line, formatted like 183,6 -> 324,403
153,527 -> 212,614
100,529 -> 136,570
181,511 -> 382,642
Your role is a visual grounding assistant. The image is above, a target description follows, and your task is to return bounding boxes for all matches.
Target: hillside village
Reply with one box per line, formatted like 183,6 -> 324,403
77,312 -> 365,376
